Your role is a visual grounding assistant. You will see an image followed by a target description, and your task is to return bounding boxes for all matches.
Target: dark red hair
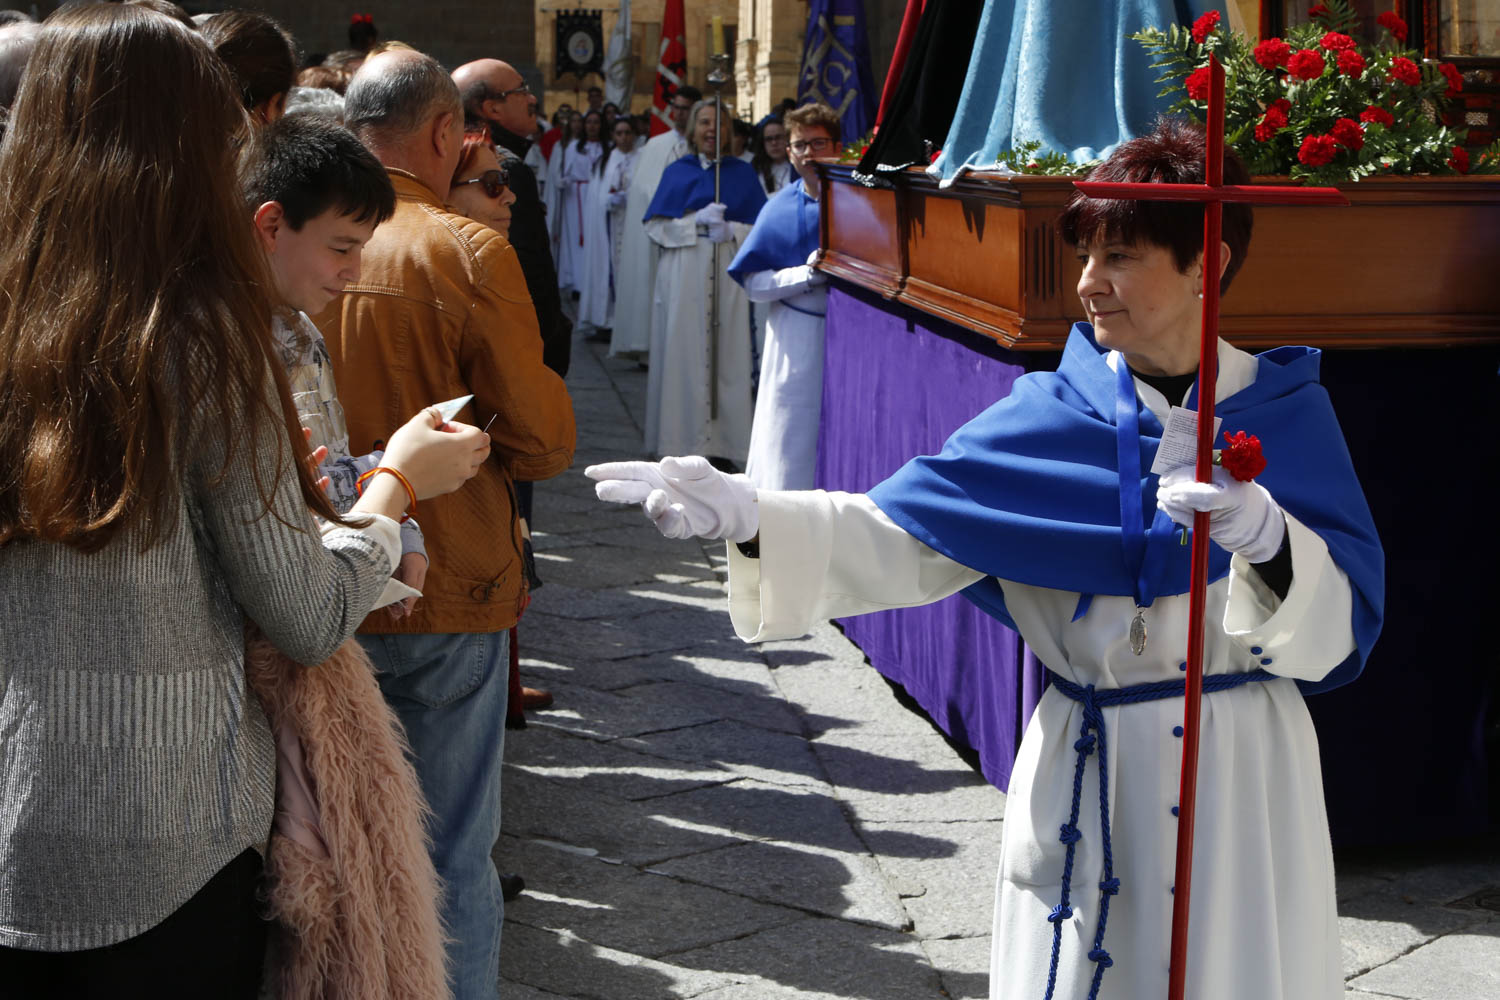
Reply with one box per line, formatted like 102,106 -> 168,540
452,128 -> 498,184
1058,117 -> 1253,295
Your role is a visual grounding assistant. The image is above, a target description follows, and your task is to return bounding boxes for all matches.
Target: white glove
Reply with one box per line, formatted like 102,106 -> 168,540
696,202 -> 732,243
586,455 -> 759,542
1156,465 -> 1286,564
803,250 -> 827,287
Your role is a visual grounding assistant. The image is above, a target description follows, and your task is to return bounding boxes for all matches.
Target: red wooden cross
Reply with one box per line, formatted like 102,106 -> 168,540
1071,54 -> 1347,1000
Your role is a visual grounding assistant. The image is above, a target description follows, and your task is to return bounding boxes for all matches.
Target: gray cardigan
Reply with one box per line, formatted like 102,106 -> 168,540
0,387 -> 395,951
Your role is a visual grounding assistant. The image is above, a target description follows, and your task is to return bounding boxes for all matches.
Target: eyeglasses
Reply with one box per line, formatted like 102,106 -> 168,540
491,82 -> 532,102
453,167 -> 510,198
790,137 -> 834,155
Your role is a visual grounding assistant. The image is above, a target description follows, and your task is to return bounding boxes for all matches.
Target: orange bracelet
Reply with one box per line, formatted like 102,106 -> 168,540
356,466 -> 417,523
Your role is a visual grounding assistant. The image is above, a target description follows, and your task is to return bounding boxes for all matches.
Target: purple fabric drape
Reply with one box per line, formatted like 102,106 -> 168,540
816,282 -> 1051,792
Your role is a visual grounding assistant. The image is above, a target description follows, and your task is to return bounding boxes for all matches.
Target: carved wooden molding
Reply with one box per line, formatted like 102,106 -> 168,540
816,163 -> 1500,351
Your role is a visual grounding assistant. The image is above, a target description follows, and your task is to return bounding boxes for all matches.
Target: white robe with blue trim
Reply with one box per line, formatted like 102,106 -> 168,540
725,342 -> 1351,1000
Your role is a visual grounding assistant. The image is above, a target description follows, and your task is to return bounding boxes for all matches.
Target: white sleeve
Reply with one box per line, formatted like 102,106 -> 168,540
1221,510 -> 1357,683
319,512 -> 407,613
741,266 -> 818,303
727,490 -> 986,642
646,213 -> 699,249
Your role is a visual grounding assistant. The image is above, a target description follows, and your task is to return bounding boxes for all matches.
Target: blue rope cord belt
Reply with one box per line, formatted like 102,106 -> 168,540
1040,668 -> 1276,1000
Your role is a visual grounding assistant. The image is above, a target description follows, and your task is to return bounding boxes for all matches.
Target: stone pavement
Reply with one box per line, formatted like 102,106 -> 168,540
494,331 -> 1499,999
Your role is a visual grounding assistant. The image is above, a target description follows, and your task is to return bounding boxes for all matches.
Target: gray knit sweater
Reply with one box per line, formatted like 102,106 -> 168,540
0,387 -> 395,951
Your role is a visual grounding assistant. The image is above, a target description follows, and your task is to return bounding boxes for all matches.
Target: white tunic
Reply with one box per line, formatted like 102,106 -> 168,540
758,160 -> 794,196
725,344 -> 1352,1000
556,140 -> 603,294
610,129 -> 689,356
741,266 -> 827,490
643,202 -> 755,463
578,146 -> 640,331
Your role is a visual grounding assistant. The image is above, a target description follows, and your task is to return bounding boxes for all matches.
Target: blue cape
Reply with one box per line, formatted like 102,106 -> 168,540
867,323 -> 1384,694
727,178 -> 820,287
643,154 -> 767,226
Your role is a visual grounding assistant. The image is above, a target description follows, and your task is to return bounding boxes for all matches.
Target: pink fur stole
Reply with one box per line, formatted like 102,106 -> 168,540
245,632 -> 450,1000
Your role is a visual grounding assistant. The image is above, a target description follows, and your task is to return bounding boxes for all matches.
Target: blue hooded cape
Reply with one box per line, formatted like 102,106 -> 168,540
866,323 -> 1384,694
727,178 -> 821,287
643,154 -> 766,226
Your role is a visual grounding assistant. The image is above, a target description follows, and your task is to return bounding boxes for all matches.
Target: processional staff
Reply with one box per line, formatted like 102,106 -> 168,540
705,20 -> 730,421
1070,54 -> 1347,1000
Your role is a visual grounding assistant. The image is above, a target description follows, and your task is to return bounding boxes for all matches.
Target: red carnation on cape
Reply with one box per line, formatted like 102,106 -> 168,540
1186,66 -> 1213,101
1192,10 -> 1220,44
1337,49 -> 1366,76
1287,48 -> 1326,81
1449,146 -> 1470,173
1360,105 -> 1395,127
1219,432 -> 1267,482
1320,32 -> 1356,52
1377,10 -> 1409,42
1388,57 -> 1421,86
1330,117 -> 1365,150
1254,37 -> 1291,69
1298,133 -> 1338,167
1440,62 -> 1464,97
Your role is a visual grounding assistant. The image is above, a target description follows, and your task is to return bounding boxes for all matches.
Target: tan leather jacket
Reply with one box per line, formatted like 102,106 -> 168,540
316,170 -> 576,635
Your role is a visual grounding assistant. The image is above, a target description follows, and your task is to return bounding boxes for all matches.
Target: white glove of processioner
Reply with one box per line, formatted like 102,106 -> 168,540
586,455 -> 759,542
696,201 -> 731,243
802,249 -> 828,287
1156,465 -> 1286,564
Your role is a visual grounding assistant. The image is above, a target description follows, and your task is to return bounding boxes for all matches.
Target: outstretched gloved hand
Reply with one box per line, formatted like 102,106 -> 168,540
586,455 -> 759,542
1156,465 -> 1286,564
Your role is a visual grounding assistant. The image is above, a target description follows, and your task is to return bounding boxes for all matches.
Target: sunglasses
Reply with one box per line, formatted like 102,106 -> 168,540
453,167 -> 510,199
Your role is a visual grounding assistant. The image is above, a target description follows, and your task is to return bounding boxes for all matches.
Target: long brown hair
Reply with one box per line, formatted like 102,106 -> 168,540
0,4 -> 337,553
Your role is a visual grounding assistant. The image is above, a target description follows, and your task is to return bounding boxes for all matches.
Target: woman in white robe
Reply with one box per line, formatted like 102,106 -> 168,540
642,100 -> 767,464
577,118 -> 641,332
556,111 -> 604,296
587,119 -> 1383,1000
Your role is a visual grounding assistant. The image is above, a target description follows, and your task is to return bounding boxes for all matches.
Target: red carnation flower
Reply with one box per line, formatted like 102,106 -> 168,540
1360,105 -> 1395,127
1254,37 -> 1292,70
1309,3 -> 1331,19
1186,65 -> 1213,101
1297,133 -> 1338,167
1254,122 -> 1276,142
1320,31 -> 1356,52
1287,48 -> 1326,81
1330,117 -> 1365,151
1271,98 -> 1291,115
1377,10 -> 1409,42
1255,103 -> 1288,142
1388,57 -> 1421,86
1449,146 -> 1470,174
1337,49 -> 1366,76
1192,10 -> 1220,44
1440,62 -> 1464,97
1219,432 -> 1267,482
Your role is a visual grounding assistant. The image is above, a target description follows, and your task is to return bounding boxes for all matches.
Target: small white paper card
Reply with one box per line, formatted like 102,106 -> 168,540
433,394 -> 474,424
1151,406 -> 1223,475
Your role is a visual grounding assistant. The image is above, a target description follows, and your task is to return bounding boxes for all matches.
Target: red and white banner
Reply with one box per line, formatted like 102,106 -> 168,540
649,0 -> 687,136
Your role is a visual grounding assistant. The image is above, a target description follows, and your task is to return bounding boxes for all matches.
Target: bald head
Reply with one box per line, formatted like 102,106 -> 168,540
452,57 -> 534,137
346,49 -> 460,145
344,48 -> 463,199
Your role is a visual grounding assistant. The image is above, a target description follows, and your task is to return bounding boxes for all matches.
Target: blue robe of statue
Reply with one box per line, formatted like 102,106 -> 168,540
930,0 -> 1226,183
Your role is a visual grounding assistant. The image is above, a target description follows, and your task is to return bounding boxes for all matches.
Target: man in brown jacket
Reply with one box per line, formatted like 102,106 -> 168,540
317,49 -> 575,999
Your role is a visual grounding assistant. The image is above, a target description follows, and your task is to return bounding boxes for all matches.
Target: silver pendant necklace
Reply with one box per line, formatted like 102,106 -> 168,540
1129,606 -> 1148,656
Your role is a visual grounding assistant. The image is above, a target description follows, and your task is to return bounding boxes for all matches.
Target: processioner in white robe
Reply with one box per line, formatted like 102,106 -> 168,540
609,129 -> 687,356
577,146 -> 639,331
725,343 -> 1362,1000
556,140 -> 603,295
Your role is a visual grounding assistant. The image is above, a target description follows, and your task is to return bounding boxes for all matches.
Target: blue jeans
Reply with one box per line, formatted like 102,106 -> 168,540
361,631 -> 509,1000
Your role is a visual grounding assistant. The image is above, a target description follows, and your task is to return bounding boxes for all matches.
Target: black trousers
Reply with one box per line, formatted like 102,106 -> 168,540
0,847 -> 266,999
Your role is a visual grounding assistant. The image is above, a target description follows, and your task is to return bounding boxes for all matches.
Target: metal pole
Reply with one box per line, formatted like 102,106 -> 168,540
706,52 -> 729,421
